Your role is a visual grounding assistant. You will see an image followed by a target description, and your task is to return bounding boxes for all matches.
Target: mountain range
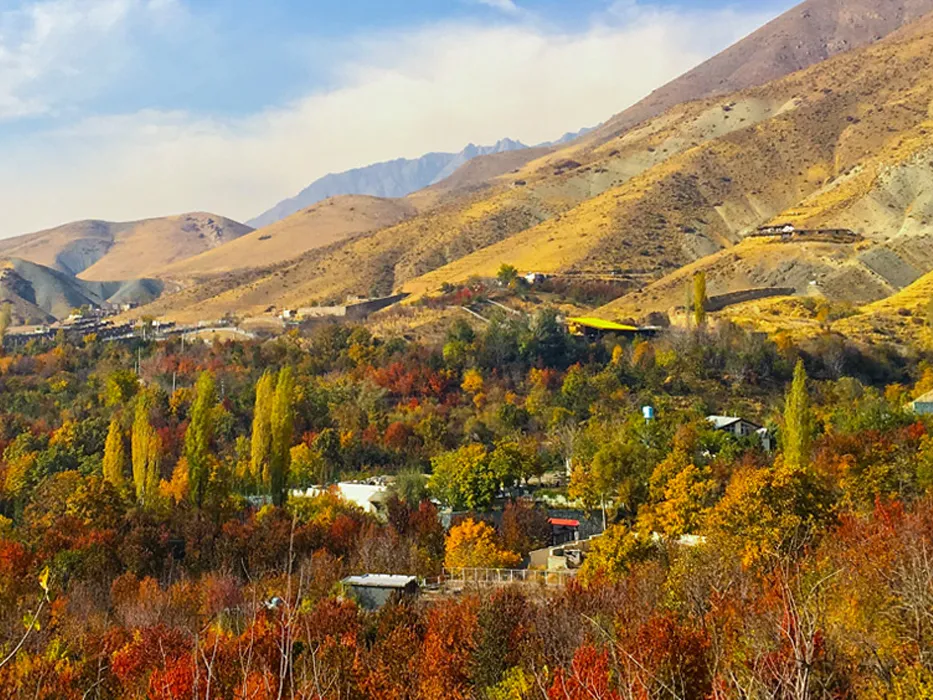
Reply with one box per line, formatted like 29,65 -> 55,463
5,0 -> 933,343
247,138 -> 530,229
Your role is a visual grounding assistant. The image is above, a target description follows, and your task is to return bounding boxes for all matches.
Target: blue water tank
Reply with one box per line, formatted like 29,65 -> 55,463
642,406 -> 655,421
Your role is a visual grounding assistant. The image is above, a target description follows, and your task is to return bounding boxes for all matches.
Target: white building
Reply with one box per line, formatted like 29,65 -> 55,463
291,482 -> 392,516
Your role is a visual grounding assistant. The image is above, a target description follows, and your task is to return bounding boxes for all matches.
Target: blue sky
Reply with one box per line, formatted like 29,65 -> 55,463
0,0 -> 792,236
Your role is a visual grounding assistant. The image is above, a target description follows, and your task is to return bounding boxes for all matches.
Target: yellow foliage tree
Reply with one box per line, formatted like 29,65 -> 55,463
578,523 -> 654,585
160,458 -> 189,504
461,368 -> 484,395
444,518 -> 521,570
102,417 -> 126,490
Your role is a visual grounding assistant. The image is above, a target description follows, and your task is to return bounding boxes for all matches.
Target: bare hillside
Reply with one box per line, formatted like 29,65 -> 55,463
154,196 -> 417,282
586,0 -> 933,146
0,214 -> 252,282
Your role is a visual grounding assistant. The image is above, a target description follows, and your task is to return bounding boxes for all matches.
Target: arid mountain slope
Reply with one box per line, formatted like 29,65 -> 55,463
154,196 -> 417,281
137,3 -> 933,322
829,268 -> 933,344
587,0 -> 933,146
0,214 -> 252,282
412,10 -> 933,304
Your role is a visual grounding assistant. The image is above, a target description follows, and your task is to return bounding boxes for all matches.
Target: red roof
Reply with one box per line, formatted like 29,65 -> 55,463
549,518 -> 580,528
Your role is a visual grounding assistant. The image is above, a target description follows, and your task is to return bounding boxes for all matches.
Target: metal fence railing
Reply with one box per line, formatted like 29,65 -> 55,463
439,567 -> 577,588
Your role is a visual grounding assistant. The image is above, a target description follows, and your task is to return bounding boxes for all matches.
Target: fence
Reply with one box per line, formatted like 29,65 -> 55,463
438,567 -> 577,588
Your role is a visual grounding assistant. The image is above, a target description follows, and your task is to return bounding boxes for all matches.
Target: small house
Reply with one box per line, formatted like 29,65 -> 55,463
291,481 -> 392,517
909,391 -> 933,415
707,415 -> 772,451
549,518 -> 580,546
566,317 -> 645,340
342,575 -> 420,610
524,272 -> 547,285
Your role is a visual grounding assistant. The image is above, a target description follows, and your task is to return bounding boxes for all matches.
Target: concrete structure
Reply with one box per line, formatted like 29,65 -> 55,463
910,391 -> 933,415
297,293 -> 409,322
708,415 -> 772,451
342,575 -> 420,610
705,287 -> 796,312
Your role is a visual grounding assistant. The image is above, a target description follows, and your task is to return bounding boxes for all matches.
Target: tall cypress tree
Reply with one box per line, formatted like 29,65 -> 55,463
783,360 -> 812,471
102,417 -> 126,489
186,372 -> 216,508
250,371 -> 275,487
269,367 -> 295,507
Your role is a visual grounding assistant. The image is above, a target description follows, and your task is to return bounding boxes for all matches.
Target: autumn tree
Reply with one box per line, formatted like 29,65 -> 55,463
269,366 -> 295,506
569,425 -> 650,530
102,416 -> 126,490
784,360 -> 813,471
500,499 -> 551,556
577,523 -> 654,584
693,271 -> 708,328
185,371 -> 216,508
250,370 -> 275,487
445,518 -> 521,570
131,390 -> 161,506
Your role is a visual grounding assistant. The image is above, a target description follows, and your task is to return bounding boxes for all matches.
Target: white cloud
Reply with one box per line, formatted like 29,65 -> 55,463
0,0 -> 184,119
0,2 -> 775,236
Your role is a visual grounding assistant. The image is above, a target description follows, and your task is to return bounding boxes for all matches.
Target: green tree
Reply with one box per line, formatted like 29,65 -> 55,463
693,271 -> 708,328
313,428 -> 342,484
783,360 -> 813,471
489,439 -> 542,487
185,372 -> 216,508
131,391 -> 161,506
394,469 -> 428,504
496,263 -> 519,287
429,444 -> 499,511
269,366 -> 295,506
0,303 -> 11,351
101,417 -> 126,490
250,371 -> 275,486
103,369 -> 139,406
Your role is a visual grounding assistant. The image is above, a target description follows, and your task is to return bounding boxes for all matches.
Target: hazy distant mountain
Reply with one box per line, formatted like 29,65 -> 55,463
0,213 -> 252,281
247,138 -> 530,228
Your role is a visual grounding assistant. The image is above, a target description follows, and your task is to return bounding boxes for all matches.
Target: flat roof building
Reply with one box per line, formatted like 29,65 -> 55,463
342,574 -> 420,610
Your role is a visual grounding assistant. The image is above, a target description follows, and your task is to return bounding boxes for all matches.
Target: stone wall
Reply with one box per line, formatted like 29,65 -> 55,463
706,287 -> 796,312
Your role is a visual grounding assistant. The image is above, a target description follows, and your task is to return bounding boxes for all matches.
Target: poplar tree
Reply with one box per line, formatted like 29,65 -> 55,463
250,371 -> 275,486
269,366 -> 295,507
693,271 -> 708,328
132,391 -> 162,506
783,360 -> 812,471
186,372 -> 216,508
0,303 -> 11,351
102,417 -> 126,489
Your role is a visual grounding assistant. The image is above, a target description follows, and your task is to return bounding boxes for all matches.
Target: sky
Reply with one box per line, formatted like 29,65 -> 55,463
0,0 -> 794,237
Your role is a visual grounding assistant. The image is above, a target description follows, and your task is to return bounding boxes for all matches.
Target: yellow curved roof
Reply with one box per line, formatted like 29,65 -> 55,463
567,317 -> 639,332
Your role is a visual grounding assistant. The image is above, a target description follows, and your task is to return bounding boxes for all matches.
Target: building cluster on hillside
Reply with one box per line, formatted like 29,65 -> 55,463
749,224 -> 861,243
